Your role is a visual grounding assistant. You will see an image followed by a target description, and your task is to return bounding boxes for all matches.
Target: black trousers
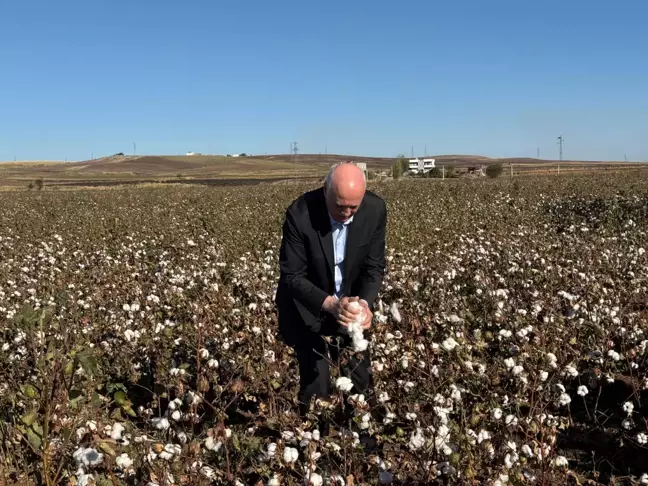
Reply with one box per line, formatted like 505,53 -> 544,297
292,330 -> 374,417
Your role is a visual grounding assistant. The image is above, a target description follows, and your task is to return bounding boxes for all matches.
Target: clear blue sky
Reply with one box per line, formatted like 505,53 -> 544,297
1,0 -> 647,161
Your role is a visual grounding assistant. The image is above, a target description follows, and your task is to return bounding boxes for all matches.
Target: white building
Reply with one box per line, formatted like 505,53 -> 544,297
408,158 -> 435,174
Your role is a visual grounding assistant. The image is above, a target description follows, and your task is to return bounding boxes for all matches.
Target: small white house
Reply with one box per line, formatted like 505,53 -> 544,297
408,158 -> 435,174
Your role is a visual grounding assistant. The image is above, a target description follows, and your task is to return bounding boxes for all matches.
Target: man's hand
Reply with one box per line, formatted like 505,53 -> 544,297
357,299 -> 373,330
322,296 -> 362,327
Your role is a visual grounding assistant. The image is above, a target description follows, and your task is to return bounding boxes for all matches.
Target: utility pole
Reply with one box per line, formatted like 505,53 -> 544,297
537,148 -> 540,159
557,135 -> 563,175
134,142 -> 137,156
510,163 -> 513,178
424,144 -> 427,156
442,166 -> 445,180
411,146 -> 414,158
291,141 -> 299,178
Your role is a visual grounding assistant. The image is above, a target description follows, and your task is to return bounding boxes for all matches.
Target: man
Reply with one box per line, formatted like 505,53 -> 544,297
275,162 -> 387,418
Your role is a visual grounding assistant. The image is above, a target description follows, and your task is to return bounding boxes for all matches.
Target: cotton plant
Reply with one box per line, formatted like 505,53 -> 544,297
2,175 -> 648,483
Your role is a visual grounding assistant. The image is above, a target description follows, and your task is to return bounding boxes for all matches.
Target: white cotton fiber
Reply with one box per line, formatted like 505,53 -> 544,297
347,302 -> 369,352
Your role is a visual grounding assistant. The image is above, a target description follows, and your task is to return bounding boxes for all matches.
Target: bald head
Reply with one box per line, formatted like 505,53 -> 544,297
324,163 -> 366,222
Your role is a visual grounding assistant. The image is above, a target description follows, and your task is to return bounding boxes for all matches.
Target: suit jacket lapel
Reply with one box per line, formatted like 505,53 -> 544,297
314,189 -> 335,283
343,203 -> 365,285
318,224 -> 334,282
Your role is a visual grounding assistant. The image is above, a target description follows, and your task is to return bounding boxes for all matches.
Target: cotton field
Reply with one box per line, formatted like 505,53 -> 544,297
1,172 -> 648,485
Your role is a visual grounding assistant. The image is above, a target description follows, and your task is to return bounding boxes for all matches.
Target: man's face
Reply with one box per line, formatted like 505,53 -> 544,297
325,185 -> 364,223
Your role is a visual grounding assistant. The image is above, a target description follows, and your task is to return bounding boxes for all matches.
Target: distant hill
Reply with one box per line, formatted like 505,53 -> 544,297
0,153 -> 643,188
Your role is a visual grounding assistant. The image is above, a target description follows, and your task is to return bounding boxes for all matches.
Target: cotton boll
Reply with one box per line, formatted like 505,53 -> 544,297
281,431 -> 295,442
408,428 -> 426,451
336,377 -> 353,392
504,452 -> 518,469
477,430 -> 491,444
73,447 -> 104,467
608,350 -> 621,361
110,423 -> 125,440
442,337 -> 459,351
76,474 -> 94,486
307,473 -> 323,486
164,443 -> 181,455
151,418 -> 170,430
205,436 -> 222,452
159,450 -> 173,461
186,391 -> 201,406
167,398 -> 182,410
390,303 -> 401,323
553,456 -> 569,467
115,453 -> 133,469
282,446 -> 299,464
346,302 -> 369,352
565,365 -> 579,378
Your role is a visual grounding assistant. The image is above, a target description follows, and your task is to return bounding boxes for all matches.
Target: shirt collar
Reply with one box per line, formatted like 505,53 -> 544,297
329,213 -> 354,227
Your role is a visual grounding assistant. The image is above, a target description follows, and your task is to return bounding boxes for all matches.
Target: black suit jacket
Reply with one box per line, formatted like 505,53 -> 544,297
275,186 -> 387,345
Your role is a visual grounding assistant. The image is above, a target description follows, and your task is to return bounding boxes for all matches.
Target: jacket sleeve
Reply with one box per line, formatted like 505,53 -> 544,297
357,199 -> 387,308
279,206 -> 329,316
